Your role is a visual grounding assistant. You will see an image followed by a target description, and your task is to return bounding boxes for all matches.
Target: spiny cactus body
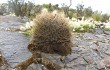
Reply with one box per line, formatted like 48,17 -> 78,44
28,11 -> 72,56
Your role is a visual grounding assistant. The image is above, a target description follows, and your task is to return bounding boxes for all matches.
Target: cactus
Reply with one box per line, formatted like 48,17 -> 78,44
28,11 -> 72,56
15,11 -> 73,70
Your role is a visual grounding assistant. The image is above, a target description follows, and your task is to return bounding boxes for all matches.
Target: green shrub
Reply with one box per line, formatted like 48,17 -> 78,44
8,0 -> 34,17
22,29 -> 31,35
0,3 -> 8,15
69,21 -> 95,32
92,12 -> 102,21
104,23 -> 110,31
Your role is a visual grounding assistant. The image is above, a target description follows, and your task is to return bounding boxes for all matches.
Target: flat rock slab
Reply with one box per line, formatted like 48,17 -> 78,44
0,31 -> 30,67
1,16 -> 110,70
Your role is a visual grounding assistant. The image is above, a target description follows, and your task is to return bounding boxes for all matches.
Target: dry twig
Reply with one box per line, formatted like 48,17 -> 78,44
15,52 -> 61,70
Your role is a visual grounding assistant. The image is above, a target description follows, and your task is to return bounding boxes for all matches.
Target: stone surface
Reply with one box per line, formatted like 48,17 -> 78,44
1,15 -> 110,70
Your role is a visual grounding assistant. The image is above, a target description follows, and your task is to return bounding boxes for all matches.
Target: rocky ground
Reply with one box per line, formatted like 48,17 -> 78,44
0,15 -> 110,70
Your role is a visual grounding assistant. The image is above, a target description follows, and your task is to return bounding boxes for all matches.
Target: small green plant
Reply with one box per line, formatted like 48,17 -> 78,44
104,23 -> 110,31
69,21 -> 95,32
22,29 -> 31,35
92,11 -> 102,21
74,26 -> 82,32
81,22 -> 95,32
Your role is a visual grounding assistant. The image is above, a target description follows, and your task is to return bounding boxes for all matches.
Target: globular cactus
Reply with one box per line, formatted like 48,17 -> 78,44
28,11 -> 72,56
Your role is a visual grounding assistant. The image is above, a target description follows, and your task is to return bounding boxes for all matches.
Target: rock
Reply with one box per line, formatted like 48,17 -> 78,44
99,42 -> 110,53
104,31 -> 110,35
94,28 -> 104,34
106,35 -> 110,40
83,56 -> 94,64
86,65 -> 98,70
65,53 -> 80,63
83,33 -> 97,40
98,58 -> 110,69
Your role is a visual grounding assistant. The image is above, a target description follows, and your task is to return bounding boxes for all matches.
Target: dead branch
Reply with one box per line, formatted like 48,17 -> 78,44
0,51 -> 5,66
33,57 -> 61,70
61,0 -> 72,18
15,52 -> 61,70
15,57 -> 34,70
69,0 -> 72,7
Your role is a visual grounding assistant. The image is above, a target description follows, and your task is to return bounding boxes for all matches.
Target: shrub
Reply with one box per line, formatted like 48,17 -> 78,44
8,0 -> 34,17
104,23 -> 110,31
0,3 -> 8,15
92,12 -> 102,21
69,21 -> 95,32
